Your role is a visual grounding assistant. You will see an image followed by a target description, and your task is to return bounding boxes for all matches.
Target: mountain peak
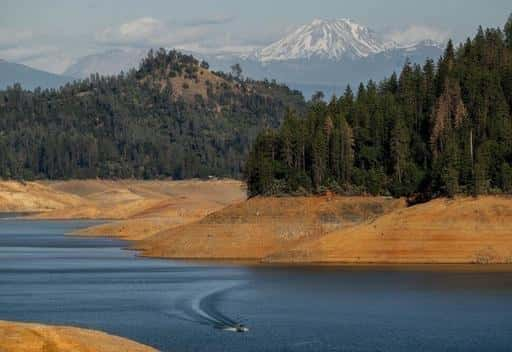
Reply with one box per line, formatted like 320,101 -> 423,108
257,18 -> 388,62
310,18 -> 324,26
310,18 -> 358,27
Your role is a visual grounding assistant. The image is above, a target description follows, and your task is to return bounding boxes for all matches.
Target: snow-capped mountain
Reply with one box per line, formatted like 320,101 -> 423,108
61,18 -> 445,97
257,18 -> 393,62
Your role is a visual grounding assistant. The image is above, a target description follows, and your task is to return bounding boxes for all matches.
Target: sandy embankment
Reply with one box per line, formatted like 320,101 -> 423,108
0,179 -> 247,241
135,196 -> 405,260
135,194 -> 512,264
267,196 -> 512,264
0,321 -> 156,352
0,181 -> 83,213
68,179 -> 247,240
2,180 -> 512,264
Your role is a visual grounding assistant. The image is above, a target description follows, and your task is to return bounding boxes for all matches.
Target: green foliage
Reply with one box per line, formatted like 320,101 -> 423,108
245,19 -> 512,198
500,162 -> 512,192
0,49 -> 305,180
505,13 -> 512,48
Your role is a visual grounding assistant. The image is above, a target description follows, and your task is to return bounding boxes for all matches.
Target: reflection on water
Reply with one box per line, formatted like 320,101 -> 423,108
1,219 -> 512,352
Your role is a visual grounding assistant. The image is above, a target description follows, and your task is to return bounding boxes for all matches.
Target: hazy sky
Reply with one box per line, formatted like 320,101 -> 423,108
1,0 -> 510,73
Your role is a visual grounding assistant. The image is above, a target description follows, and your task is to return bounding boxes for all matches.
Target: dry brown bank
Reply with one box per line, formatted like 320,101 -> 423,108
0,320 -> 156,352
0,179 -> 245,241
0,181 -> 83,213
0,180 -> 245,242
70,179 -> 246,240
135,196 -> 404,260
34,180 -> 245,222
3,180 -> 512,264
267,196 -> 512,264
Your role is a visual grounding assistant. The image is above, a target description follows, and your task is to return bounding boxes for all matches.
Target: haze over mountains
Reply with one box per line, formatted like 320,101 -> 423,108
0,60 -> 75,90
2,18 -> 444,97
63,48 -> 149,79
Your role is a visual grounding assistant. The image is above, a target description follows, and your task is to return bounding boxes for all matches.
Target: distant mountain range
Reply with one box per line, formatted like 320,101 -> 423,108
0,59 -> 75,90
2,18 -> 445,97
63,48 -> 148,78
207,19 -> 445,97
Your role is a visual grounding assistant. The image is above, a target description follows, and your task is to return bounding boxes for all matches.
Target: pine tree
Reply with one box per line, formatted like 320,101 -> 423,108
339,115 -> 354,184
390,116 -> 410,185
243,19 -> 512,198
312,128 -> 327,190
504,13 -> 512,48
280,109 -> 296,168
439,136 -> 460,197
500,162 -> 512,192
430,80 -> 467,158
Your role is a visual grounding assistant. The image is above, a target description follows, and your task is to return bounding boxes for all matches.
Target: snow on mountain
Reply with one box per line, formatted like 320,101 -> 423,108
63,18 -> 444,79
255,18 -> 445,63
58,18 -> 444,98
256,18 -> 395,62
402,39 -> 444,49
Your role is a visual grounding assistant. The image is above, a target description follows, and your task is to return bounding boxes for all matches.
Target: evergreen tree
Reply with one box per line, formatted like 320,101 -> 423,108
390,116 -> 409,186
245,18 -> 512,198
0,50 -> 306,180
504,13 -> 512,48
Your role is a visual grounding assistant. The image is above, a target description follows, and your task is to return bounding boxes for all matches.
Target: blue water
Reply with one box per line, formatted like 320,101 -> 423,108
1,219 -> 512,352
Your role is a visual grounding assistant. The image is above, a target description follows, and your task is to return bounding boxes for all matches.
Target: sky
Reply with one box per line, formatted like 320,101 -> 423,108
1,0 -> 510,73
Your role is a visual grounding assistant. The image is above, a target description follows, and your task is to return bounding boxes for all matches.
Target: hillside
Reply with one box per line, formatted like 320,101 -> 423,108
61,18 -> 443,99
3,180 -> 512,265
0,180 -> 245,231
0,181 -> 83,213
266,196 -> 512,264
0,321 -> 156,352
246,18 -> 512,199
0,50 -> 305,180
0,59 -> 74,90
135,196 -> 404,260
130,195 -> 512,264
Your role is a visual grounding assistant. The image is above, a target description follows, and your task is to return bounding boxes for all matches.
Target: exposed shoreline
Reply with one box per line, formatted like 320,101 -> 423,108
2,180 -> 512,351
2,180 -> 512,265
132,253 -> 512,271
0,320 -> 157,352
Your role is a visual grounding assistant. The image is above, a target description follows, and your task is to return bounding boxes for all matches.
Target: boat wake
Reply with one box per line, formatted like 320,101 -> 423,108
163,281 -> 249,332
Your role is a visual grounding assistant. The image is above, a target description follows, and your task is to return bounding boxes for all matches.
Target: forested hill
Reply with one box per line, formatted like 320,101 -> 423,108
0,50 -> 305,179
246,16 -> 512,199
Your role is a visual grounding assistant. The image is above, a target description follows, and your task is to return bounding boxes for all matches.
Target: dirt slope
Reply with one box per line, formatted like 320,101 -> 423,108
3,180 -> 512,264
0,181 -> 84,213
0,179 -> 246,241
0,320 -> 156,352
267,196 -> 512,264
26,179 -> 244,221
136,196 -> 404,260
72,180 -> 246,240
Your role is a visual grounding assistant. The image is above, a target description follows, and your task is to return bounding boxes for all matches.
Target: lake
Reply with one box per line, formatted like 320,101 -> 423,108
1,219 -> 512,352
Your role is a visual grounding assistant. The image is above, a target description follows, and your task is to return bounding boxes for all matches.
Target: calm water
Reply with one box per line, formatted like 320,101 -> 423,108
1,220 -> 512,352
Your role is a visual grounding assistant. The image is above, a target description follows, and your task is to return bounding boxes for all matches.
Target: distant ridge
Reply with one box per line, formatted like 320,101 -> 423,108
0,59 -> 74,90
0,49 -> 306,180
63,48 -> 148,79
55,18 -> 445,97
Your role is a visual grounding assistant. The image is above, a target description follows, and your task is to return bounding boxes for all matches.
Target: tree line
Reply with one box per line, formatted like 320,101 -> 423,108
246,16 -> 512,199
0,49 -> 305,180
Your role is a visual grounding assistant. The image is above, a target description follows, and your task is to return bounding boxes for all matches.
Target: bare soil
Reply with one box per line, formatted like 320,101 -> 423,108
0,320 -> 157,352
